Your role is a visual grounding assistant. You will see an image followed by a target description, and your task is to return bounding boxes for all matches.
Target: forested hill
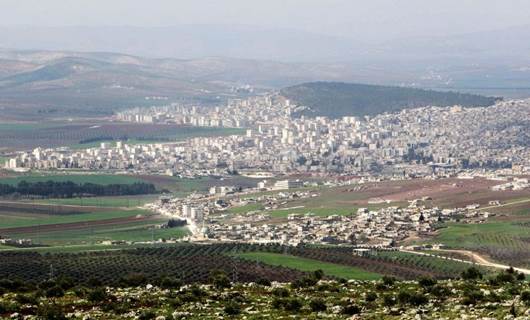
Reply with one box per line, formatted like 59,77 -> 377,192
280,82 -> 500,118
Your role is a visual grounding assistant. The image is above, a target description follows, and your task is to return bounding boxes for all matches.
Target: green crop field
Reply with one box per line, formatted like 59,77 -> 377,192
433,221 -> 530,250
0,209 -> 148,229
37,195 -> 158,208
236,252 -> 382,280
7,223 -> 189,246
373,251 -> 491,276
0,174 -> 145,186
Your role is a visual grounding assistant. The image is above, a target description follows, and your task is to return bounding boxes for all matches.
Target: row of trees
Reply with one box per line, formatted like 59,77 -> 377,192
0,181 -> 156,198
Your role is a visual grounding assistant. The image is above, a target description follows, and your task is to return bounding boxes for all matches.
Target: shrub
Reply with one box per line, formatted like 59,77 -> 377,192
365,291 -> 377,302
210,270 -> 231,290
88,287 -> 108,302
284,298 -> 303,312
462,289 -> 484,305
272,287 -> 290,297
15,293 -> 38,305
382,294 -> 396,307
309,298 -> 327,312
342,304 -> 361,315
313,269 -> 324,280
160,277 -> 182,290
256,278 -> 271,287
461,267 -> 482,280
430,284 -> 450,299
418,277 -> 437,288
45,286 -> 65,298
382,276 -> 396,286
521,291 -> 530,306
138,309 -> 156,320
224,301 -> 241,316
120,273 -> 147,287
36,303 -> 66,320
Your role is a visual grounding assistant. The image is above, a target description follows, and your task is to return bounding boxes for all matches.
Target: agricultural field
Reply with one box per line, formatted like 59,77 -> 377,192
0,198 -> 188,247
36,195 -> 159,208
428,220 -> 530,269
322,177 -> 530,210
0,121 -> 244,151
236,252 -> 382,280
0,174 -> 145,186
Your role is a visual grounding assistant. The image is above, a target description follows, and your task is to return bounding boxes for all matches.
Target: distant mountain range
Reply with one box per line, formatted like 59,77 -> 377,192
2,24 -> 530,100
280,82 -> 500,119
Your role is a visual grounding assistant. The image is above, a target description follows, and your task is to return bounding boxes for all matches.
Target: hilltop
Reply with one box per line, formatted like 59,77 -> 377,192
280,82 -> 500,118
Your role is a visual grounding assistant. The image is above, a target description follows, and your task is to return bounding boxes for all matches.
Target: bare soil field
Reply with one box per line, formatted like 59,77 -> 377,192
336,178 -> 530,209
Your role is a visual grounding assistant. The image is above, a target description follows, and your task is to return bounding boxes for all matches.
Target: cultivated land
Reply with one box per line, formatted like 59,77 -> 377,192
236,252 -> 382,280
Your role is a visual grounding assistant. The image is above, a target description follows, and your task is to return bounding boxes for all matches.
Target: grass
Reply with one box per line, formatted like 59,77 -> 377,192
374,251 -> 492,276
36,195 -> 158,208
236,252 -> 382,280
11,224 -> 189,246
433,221 -> 530,250
226,203 -> 265,214
0,209 -> 148,229
0,174 -> 145,186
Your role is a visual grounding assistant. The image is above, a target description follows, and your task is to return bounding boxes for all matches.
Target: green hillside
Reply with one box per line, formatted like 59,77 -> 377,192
281,82 -> 500,118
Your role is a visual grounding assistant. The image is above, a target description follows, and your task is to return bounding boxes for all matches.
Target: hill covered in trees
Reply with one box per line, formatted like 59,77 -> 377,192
280,82 -> 500,118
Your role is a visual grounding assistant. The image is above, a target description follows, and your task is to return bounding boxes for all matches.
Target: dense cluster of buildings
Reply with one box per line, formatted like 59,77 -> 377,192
5,96 -> 529,177
202,202 -> 492,246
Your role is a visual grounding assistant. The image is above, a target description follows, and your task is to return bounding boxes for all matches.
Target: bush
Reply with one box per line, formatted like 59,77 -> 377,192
88,287 -> 108,302
45,286 -> 65,298
521,291 -> 530,305
342,304 -> 361,315
309,298 -> 327,312
461,267 -> 483,280
256,278 -> 271,287
271,297 -> 302,312
210,270 -> 231,290
138,310 -> 156,320
160,277 -> 182,290
382,294 -> 396,307
120,273 -> 148,287
382,276 -> 396,286
397,290 -> 428,306
272,287 -> 290,297
224,301 -> 241,316
37,303 -> 66,320
365,291 -> 377,302
418,277 -> 437,288
284,298 -> 303,312
431,284 -> 450,299
313,269 -> 324,280
15,293 -> 38,305
462,289 -> 484,305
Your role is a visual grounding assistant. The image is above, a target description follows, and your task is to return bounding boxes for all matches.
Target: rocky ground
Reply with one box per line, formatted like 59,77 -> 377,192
0,268 -> 529,319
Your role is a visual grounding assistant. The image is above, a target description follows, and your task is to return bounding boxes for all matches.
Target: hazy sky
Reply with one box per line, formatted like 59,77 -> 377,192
1,0 -> 530,42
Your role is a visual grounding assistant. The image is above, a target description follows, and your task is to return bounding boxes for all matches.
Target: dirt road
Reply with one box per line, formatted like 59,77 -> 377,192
401,248 -> 530,275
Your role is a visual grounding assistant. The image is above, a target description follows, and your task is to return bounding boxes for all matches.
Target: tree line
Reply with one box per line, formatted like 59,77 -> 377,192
0,180 -> 156,198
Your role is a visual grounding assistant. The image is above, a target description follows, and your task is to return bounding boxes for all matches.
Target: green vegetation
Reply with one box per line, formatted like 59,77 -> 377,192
0,174 -> 144,186
434,221 -> 530,249
0,208 -> 148,229
236,252 -> 382,280
226,203 -> 265,214
37,195 -> 158,207
281,81 -> 499,118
